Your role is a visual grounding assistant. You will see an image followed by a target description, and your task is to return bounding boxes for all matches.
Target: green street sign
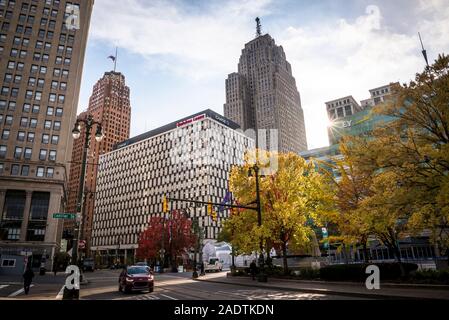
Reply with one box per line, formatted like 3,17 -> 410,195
53,213 -> 77,219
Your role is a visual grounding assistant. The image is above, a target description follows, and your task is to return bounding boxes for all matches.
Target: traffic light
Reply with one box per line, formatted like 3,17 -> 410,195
162,196 -> 168,213
208,202 -> 213,215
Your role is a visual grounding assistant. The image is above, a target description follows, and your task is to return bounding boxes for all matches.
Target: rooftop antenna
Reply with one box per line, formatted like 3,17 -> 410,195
255,17 -> 262,37
418,32 -> 429,67
107,47 -> 118,72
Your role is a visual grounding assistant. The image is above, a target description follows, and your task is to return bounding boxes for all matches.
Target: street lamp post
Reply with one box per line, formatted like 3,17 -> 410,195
71,114 -> 103,266
249,162 -> 267,282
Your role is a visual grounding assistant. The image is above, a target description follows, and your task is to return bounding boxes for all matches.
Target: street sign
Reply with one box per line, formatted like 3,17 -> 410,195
53,213 -> 76,219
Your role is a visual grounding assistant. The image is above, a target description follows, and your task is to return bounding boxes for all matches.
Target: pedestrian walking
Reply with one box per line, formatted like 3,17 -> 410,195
200,262 -> 205,276
53,260 -> 58,276
250,260 -> 257,280
23,266 -> 35,295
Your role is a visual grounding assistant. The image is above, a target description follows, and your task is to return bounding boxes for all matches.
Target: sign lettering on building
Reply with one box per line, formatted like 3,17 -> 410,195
176,114 -> 205,127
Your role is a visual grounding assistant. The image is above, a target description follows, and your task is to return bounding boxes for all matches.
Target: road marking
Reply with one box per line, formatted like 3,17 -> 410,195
160,293 -> 178,300
0,285 -> 9,290
8,284 -> 34,297
55,285 -> 65,300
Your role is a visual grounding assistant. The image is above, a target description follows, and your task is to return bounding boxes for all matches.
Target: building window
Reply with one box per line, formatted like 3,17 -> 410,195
46,106 -> 54,115
8,101 -> 16,110
14,146 -> 22,159
17,131 -> 25,141
36,166 -> 45,177
24,147 -> 32,160
46,167 -> 54,178
42,134 -> 49,144
1,129 -> 10,140
0,145 -> 6,158
44,120 -> 51,130
53,121 -> 61,131
27,132 -> 35,142
58,95 -> 65,103
29,192 -> 50,220
21,165 -> 29,176
6,115 -> 13,125
1,259 -> 16,267
30,118 -> 37,128
32,105 -> 39,113
51,135 -> 59,145
49,93 -> 56,102
39,149 -> 47,161
51,81 -> 58,90
55,108 -> 63,117
2,190 -> 26,220
11,164 -> 19,175
23,103 -> 31,112
49,150 -> 56,161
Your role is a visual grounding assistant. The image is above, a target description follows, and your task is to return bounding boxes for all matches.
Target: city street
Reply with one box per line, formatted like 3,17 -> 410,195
0,269 -> 363,300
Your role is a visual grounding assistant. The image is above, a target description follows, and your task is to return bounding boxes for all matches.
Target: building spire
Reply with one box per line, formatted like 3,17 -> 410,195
418,32 -> 429,67
255,17 -> 262,37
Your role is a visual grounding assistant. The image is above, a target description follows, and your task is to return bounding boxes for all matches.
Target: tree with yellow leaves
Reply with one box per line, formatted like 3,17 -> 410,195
223,150 -> 334,275
337,54 -> 449,269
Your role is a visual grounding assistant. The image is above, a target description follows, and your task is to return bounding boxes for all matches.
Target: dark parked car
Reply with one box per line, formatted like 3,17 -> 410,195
82,258 -> 95,272
118,266 -> 154,293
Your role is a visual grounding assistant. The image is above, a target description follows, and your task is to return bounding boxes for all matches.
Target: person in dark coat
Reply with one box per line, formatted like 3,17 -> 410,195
249,260 -> 257,280
200,262 -> 205,276
23,267 -> 35,295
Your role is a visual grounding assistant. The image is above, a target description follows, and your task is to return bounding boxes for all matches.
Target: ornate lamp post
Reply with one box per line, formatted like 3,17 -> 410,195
71,114 -> 103,266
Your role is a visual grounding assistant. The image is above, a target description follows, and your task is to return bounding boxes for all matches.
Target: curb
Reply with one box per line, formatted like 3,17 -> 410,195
194,278 -> 440,300
225,273 -> 449,290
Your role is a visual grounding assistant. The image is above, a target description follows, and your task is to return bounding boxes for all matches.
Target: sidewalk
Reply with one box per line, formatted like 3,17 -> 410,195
195,273 -> 449,300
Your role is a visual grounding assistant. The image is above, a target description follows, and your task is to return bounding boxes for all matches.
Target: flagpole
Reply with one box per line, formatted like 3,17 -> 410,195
114,47 -> 118,72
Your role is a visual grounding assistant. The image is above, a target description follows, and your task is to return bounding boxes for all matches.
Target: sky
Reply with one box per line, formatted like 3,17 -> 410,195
78,0 -> 449,150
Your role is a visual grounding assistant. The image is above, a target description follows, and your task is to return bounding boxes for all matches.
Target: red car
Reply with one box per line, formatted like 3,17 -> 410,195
118,266 -> 154,293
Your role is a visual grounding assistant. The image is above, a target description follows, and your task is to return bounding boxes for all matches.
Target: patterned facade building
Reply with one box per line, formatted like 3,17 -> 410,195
224,33 -> 307,153
91,110 -> 254,264
0,0 -> 93,271
65,71 -> 131,256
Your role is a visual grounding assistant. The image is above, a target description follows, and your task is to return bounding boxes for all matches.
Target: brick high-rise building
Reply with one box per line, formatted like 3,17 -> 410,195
224,19 -> 308,153
0,0 -> 93,271
65,71 -> 131,257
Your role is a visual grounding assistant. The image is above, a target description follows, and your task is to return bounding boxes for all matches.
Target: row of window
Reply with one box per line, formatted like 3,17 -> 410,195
1,130 -> 59,144
0,101 -> 64,115
9,48 -> 72,64
0,163 -> 54,178
3,74 -> 67,91
0,145 -> 57,161
1,114 -> 61,131
6,60 -> 70,78
1,87 -> 66,103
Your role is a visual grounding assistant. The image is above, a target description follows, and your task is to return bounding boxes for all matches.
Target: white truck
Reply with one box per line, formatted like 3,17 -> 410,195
204,258 -> 223,272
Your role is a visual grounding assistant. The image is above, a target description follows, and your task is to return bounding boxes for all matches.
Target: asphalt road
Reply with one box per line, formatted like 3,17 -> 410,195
0,269 -> 362,300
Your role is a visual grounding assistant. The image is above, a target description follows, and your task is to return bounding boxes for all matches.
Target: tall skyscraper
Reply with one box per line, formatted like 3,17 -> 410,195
0,0 -> 93,270
224,18 -> 307,153
65,71 -> 131,257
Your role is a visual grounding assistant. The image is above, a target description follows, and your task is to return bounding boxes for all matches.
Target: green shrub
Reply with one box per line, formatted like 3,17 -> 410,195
319,263 -> 418,281
412,270 -> 449,284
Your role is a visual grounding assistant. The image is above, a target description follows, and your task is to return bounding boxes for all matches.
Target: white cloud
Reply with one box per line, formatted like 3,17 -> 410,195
90,0 -> 272,79
87,0 -> 449,149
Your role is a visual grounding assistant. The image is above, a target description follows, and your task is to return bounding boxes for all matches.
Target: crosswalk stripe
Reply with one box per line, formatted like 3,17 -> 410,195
160,293 -> 178,300
0,285 -> 9,290
55,285 -> 65,300
9,284 -> 34,297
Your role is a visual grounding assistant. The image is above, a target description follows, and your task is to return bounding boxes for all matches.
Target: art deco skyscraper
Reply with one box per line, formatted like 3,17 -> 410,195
0,0 -> 93,270
224,19 -> 307,153
65,71 -> 131,256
